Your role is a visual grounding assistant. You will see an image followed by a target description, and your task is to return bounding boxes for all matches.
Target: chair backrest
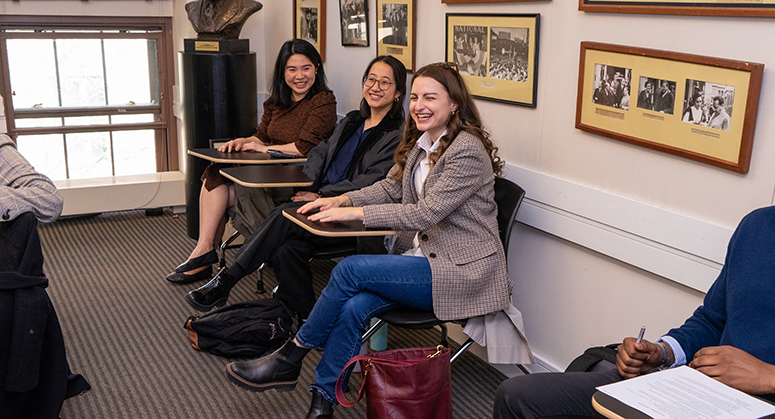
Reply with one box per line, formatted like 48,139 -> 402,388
493,177 -> 526,255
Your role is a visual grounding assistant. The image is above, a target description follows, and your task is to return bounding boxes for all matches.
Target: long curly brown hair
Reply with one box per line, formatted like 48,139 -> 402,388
391,62 -> 503,181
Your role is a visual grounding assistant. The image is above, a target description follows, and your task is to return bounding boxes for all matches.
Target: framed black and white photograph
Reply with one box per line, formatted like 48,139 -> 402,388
576,42 -> 763,173
579,0 -> 775,18
339,0 -> 369,46
681,79 -> 735,132
592,64 -> 632,111
294,0 -> 326,60
445,13 -> 540,107
377,0 -> 415,71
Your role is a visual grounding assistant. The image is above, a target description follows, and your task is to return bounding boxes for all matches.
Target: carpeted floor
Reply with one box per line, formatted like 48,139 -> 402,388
37,209 -> 507,418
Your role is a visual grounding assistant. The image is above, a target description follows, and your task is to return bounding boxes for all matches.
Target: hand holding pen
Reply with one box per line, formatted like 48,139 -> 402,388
616,326 -> 663,378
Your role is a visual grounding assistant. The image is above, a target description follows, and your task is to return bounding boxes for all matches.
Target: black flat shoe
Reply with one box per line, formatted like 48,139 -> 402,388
226,339 -> 309,393
305,389 -> 334,419
166,265 -> 213,285
185,268 -> 240,312
174,249 -> 218,273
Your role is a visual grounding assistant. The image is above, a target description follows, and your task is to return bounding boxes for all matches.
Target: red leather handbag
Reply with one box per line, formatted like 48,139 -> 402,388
335,345 -> 452,419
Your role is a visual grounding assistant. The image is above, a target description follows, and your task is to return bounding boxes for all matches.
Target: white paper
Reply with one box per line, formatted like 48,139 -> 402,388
597,366 -> 775,419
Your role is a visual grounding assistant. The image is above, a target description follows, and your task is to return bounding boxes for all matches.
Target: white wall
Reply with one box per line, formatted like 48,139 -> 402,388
6,1 -> 774,372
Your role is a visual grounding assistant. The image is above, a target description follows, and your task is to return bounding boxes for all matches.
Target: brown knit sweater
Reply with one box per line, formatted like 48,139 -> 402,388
256,90 -> 337,156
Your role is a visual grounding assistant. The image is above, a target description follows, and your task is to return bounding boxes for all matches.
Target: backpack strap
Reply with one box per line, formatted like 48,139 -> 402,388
565,343 -> 619,372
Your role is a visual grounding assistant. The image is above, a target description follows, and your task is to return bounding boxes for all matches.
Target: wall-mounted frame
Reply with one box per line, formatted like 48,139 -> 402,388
445,13 -> 540,108
576,42 -> 763,174
377,0 -> 415,71
443,0 -> 548,3
294,0 -> 326,60
340,0 -> 369,46
579,0 -> 775,18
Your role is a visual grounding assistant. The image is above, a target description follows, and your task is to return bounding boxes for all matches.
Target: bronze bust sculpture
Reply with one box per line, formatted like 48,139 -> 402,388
186,0 -> 263,40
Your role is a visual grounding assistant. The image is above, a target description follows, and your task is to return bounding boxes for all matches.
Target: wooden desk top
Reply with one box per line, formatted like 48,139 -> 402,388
188,148 -> 307,164
592,391 -> 650,419
282,208 -> 397,237
220,165 -> 313,188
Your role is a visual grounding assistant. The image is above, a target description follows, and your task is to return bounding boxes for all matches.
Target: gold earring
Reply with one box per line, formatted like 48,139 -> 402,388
394,97 -> 400,102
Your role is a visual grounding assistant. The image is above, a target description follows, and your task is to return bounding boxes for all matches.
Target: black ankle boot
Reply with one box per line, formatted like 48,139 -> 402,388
226,339 -> 310,393
305,389 -> 334,419
185,267 -> 240,312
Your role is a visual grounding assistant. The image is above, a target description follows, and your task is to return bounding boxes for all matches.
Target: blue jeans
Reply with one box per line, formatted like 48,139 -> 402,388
294,254 -> 433,404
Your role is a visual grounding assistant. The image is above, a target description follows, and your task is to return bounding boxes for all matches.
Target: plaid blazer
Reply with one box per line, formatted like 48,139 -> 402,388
0,135 -> 63,223
346,131 -> 511,320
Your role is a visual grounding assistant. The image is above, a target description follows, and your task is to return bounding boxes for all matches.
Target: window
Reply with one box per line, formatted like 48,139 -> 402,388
0,16 -> 177,180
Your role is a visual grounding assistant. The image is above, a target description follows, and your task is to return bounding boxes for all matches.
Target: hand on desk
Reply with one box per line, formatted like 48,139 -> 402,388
616,338 -> 666,378
292,191 -> 320,202
298,196 -> 364,222
690,346 -> 775,395
217,136 -> 267,153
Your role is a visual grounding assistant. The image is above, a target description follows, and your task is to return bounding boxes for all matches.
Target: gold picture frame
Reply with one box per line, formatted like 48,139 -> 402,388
294,0 -> 326,61
446,13 -> 540,107
576,42 -> 764,174
579,0 -> 775,18
376,0 -> 415,72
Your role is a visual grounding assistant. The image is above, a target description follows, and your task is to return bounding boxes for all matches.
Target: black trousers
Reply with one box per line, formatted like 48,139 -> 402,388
229,201 -> 354,318
493,368 -> 623,419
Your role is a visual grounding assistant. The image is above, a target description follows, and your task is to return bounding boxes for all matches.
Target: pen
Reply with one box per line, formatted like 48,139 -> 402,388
636,326 -> 646,344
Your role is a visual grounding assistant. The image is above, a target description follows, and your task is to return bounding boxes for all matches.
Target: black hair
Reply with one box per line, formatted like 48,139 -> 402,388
359,55 -> 407,119
268,39 -> 331,108
713,96 -> 724,106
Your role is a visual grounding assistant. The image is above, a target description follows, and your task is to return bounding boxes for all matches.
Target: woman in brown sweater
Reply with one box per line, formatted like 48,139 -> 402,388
167,39 -> 337,284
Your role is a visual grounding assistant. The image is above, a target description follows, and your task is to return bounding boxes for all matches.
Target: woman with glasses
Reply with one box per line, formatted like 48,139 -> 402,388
224,62 -> 510,419
184,56 -> 408,320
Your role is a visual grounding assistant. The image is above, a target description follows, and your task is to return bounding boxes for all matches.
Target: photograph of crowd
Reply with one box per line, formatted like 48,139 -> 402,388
381,4 -> 408,46
682,79 -> 735,132
636,77 -> 676,114
299,7 -> 319,44
452,26 -> 488,77
488,27 -> 530,82
592,64 -> 632,110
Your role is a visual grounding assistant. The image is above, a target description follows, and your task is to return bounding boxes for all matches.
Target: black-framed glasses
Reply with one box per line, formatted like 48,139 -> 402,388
364,77 -> 395,91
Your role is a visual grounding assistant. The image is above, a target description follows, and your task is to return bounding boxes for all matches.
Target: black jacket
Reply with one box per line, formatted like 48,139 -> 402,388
302,110 -> 403,197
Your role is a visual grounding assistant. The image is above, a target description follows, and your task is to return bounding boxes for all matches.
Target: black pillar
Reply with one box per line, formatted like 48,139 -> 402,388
180,39 -> 258,239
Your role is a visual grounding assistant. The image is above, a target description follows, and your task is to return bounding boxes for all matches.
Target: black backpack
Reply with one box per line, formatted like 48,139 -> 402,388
184,298 -> 294,358
565,343 -> 619,373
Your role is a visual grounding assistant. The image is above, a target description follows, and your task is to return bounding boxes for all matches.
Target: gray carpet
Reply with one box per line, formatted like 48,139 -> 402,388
37,209 -> 507,418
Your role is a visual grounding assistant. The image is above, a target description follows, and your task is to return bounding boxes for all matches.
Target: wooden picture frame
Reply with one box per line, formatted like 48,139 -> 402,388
294,0 -> 326,60
340,0 -> 369,46
579,0 -> 775,18
376,0 -> 415,72
575,42 -> 764,173
446,13 -> 540,108
443,0 -> 548,3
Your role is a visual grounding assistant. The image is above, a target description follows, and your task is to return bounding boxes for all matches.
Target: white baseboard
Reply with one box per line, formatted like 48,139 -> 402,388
55,171 -> 185,216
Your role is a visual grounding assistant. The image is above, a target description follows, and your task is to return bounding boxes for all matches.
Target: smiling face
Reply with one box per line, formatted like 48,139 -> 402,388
284,54 -> 317,101
410,76 -> 458,142
363,61 -> 400,115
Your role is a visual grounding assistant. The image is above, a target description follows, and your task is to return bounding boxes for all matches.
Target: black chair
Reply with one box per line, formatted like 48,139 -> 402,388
362,177 -> 526,365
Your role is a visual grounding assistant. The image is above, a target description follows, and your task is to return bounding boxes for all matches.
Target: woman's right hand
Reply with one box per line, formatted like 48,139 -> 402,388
218,136 -> 262,153
297,195 -> 351,214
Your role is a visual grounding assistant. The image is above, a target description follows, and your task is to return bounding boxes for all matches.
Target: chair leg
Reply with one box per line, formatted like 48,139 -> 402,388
450,337 -> 476,364
440,323 -> 449,348
362,319 -> 386,344
219,231 -> 242,269
255,262 -> 266,294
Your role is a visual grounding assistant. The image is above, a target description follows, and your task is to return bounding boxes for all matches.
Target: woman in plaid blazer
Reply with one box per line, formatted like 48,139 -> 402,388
225,62 -> 508,419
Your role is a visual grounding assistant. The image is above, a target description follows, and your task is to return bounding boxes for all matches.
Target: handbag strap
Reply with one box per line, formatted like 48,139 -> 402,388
335,355 -> 418,407
335,346 -> 445,407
